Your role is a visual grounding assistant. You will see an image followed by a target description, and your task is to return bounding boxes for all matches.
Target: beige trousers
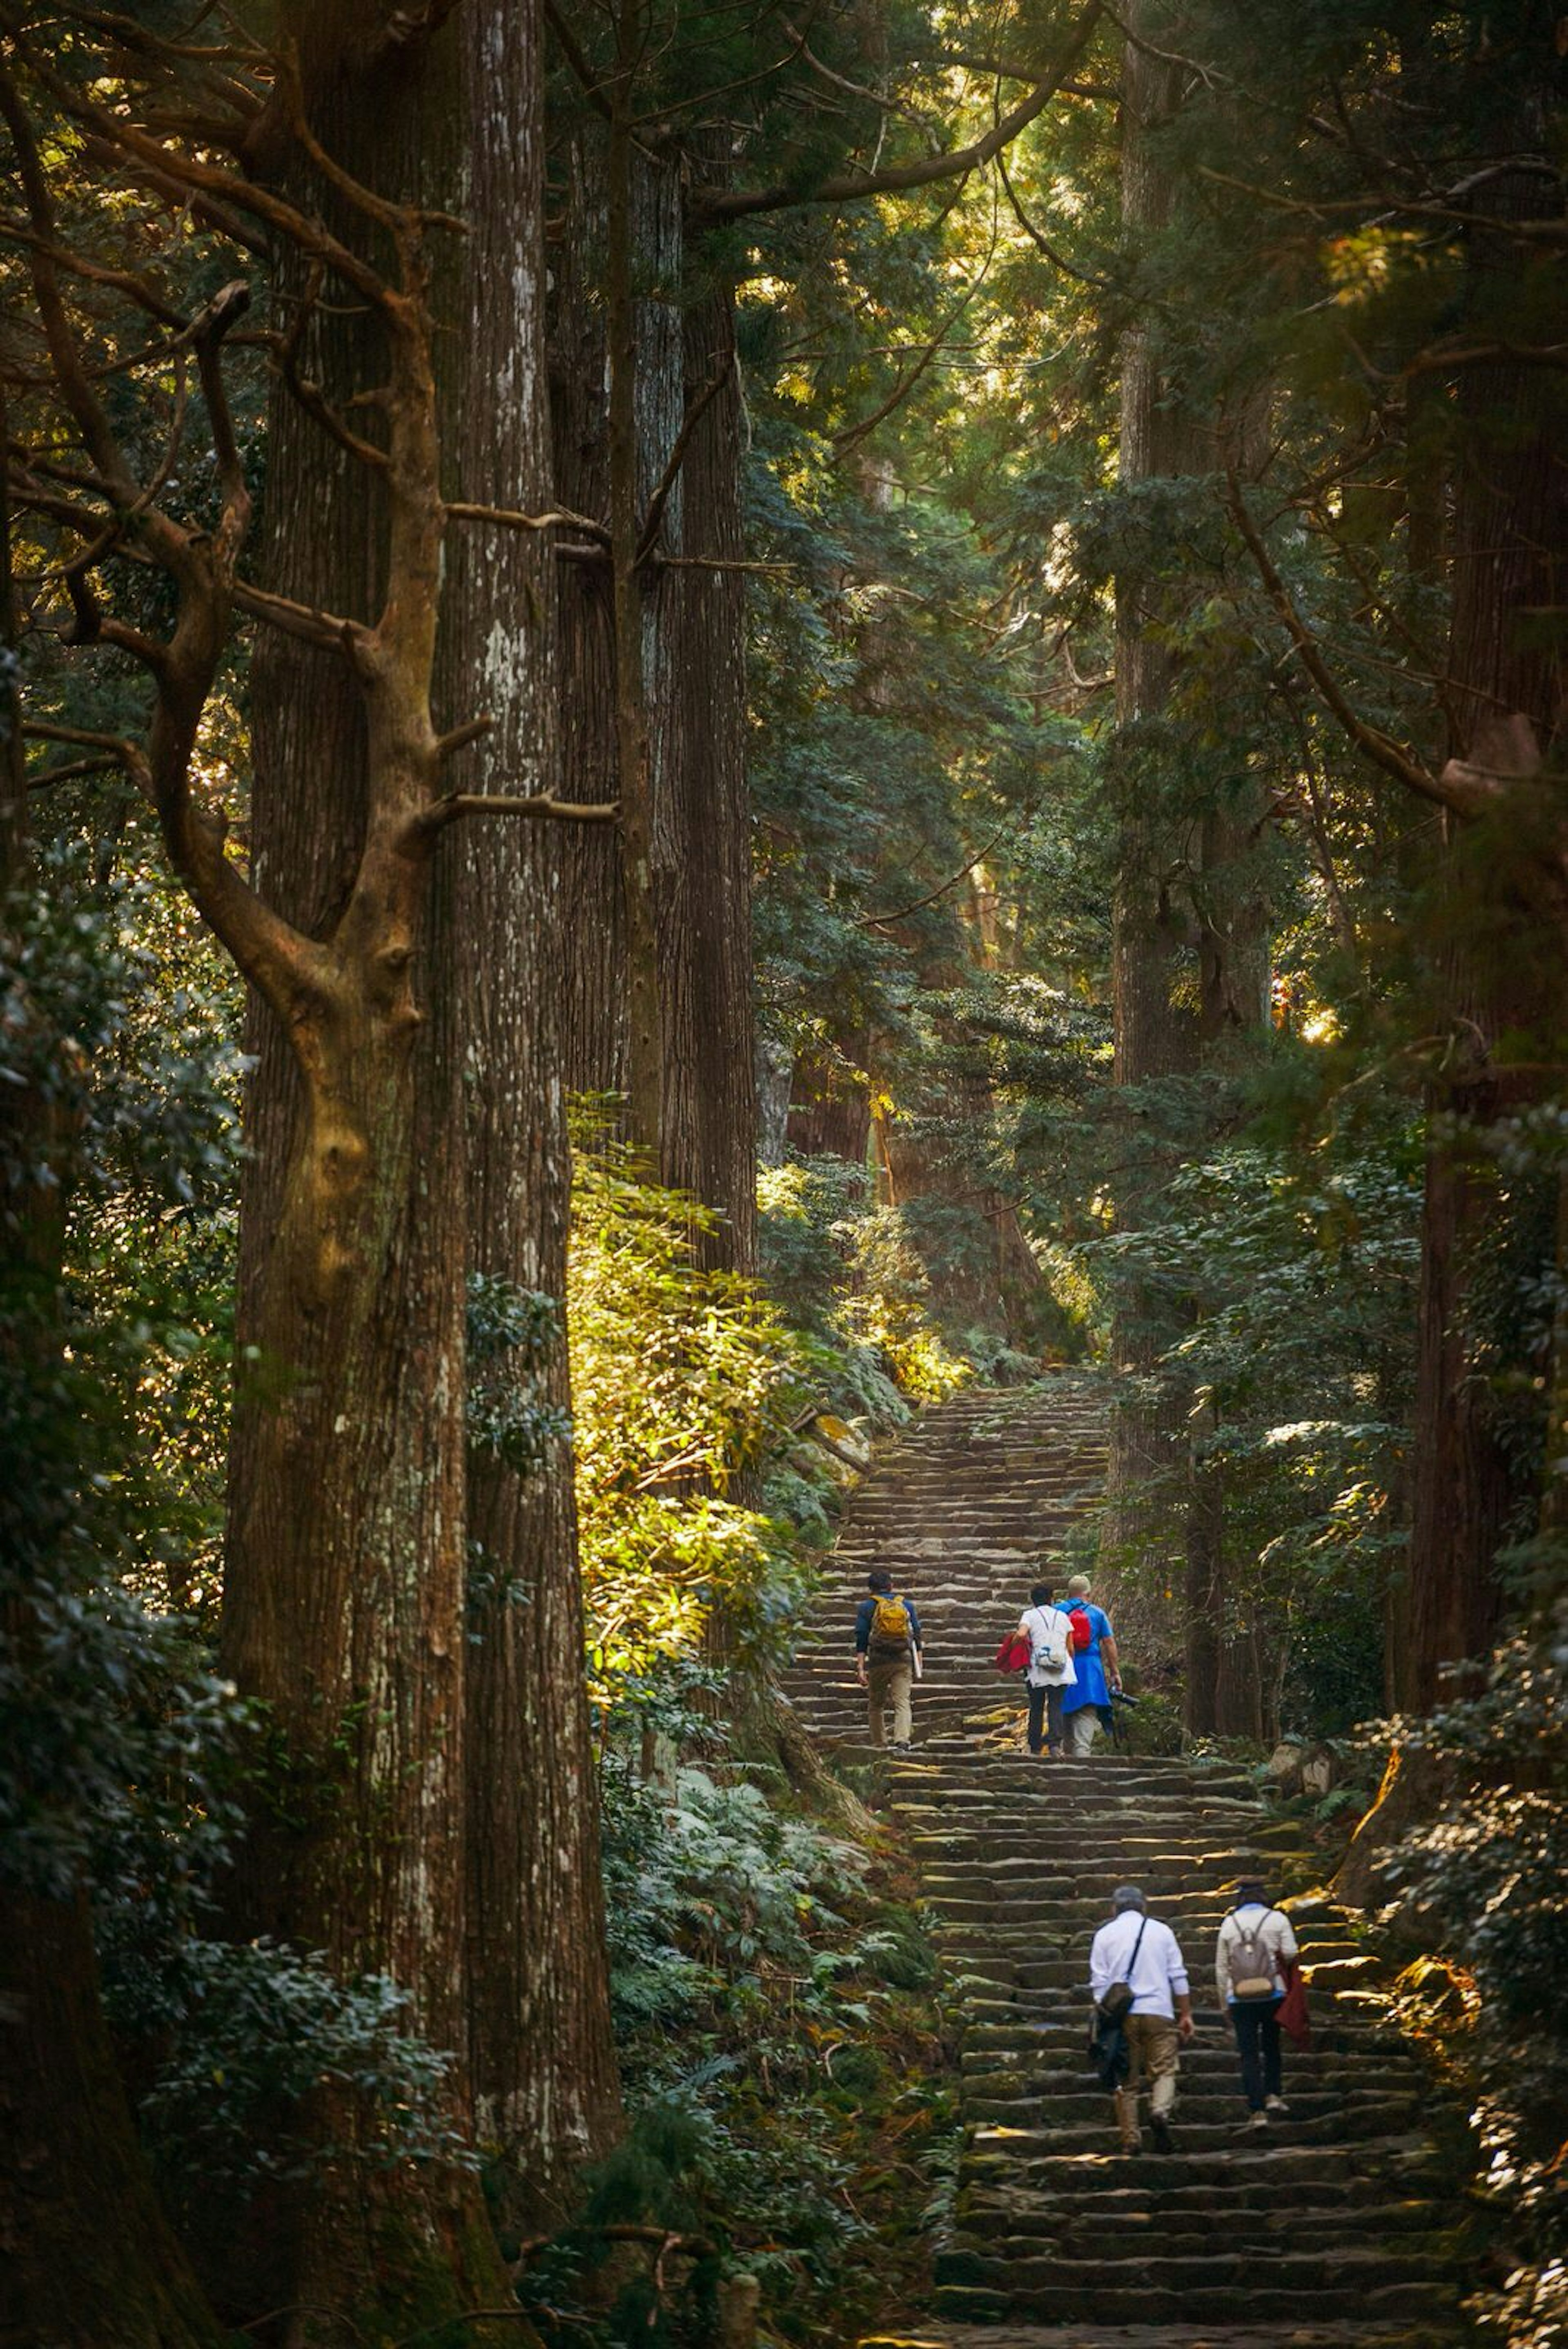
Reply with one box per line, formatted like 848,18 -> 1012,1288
866,1656 -> 913,1746
1114,2012 -> 1179,2148
1068,1705 -> 1099,1755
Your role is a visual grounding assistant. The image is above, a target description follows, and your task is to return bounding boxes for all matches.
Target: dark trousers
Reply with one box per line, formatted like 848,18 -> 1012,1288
1026,1683 -> 1066,1755
1230,1997 -> 1284,2109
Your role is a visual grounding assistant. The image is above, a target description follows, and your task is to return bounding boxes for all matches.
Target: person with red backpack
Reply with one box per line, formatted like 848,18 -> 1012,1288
1060,1572 -> 1122,1757
854,1567 -> 923,1748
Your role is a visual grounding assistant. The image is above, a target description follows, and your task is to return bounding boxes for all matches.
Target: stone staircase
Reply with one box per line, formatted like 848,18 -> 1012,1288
786,1384 -> 1479,2349
783,1380 -> 1109,1745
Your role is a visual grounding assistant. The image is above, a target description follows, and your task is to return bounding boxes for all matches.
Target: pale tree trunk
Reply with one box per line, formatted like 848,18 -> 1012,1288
440,0 -> 621,2219
221,19 -> 514,2333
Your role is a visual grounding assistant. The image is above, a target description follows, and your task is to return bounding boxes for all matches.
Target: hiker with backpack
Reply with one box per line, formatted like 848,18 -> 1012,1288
1017,1579 -> 1077,1757
1215,1875 -> 1300,2129
1088,1884 -> 1194,2155
1060,1572 -> 1122,1757
854,1568 -> 922,1748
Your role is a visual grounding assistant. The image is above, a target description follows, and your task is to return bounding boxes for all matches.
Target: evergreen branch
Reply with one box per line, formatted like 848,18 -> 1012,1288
692,0 -> 1103,224
857,823 -> 1011,929
1224,472 -> 1473,818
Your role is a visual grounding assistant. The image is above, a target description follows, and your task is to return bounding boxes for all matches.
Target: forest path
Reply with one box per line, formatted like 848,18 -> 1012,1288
784,1383 -> 1478,2349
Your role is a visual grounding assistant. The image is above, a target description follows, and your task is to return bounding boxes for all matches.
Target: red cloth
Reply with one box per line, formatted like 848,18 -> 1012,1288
1279,1956 -> 1311,2048
994,1631 -> 1031,1674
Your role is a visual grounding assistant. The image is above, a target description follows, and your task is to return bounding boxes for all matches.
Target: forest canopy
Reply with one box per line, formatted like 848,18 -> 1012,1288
2,1 -> 1566,2345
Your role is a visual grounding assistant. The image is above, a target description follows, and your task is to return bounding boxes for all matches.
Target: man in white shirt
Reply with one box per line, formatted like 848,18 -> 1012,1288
1088,1884 -> 1194,2155
1214,1874 -> 1300,2129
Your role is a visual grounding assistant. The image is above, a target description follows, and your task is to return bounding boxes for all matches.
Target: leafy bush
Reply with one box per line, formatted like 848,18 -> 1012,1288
566,1709 -> 951,2344
107,1936 -> 473,2194
569,1122 -> 825,1694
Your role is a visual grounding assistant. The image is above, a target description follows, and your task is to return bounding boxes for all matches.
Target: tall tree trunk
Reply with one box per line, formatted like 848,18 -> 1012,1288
550,132 -> 758,1259
658,273 -> 757,1269
221,22 -> 513,2333
441,0 -> 621,2219
1102,19 -> 1276,1726
1398,85 -> 1568,1708
1100,7 -> 1207,1652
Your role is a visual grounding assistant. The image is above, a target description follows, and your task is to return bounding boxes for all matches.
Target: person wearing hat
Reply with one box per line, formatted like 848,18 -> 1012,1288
1089,1883 -> 1194,2155
1060,1572 -> 1121,1757
1215,1874 -> 1300,2129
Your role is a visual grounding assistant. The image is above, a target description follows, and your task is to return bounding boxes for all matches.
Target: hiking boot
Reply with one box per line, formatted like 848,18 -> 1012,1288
1150,2114 -> 1175,2154
1119,2136 -> 1140,2155
1247,2110 -> 1270,2131
1265,2095 -> 1289,2114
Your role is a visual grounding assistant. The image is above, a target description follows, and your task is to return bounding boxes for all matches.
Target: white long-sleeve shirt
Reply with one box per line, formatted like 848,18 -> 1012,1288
1088,1910 -> 1189,2019
1214,1901 -> 1299,2006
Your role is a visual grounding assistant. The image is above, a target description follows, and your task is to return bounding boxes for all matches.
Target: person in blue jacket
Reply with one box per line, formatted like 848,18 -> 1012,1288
1060,1572 -> 1122,1757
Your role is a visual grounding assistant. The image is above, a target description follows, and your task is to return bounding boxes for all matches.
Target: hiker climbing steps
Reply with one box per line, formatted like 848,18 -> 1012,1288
791,1385 -> 1478,2346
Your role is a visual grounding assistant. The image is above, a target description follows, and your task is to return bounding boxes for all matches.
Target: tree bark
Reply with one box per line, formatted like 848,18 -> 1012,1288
1100,6 -> 1209,1648
441,0 -> 621,2219
550,127 -> 758,1260
0,1895 -> 230,2349
1397,87 -> 1568,1710
220,21 -> 513,2332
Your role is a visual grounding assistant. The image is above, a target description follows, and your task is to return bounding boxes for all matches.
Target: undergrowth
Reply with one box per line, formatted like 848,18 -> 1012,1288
523,1691 -> 956,2348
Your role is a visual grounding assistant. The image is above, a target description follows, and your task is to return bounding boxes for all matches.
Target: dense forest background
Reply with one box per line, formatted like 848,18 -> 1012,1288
2,2 -> 1566,2345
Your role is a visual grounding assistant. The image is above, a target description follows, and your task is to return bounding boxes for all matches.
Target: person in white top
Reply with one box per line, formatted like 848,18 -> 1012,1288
1088,1885 -> 1194,2155
1017,1579 -> 1077,1757
1214,1874 -> 1300,2129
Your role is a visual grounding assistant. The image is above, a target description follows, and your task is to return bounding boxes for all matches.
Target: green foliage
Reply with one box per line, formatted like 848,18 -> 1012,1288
758,1156 -> 972,1412
0,872 -> 241,1900
569,1122 -> 827,1692
104,1935 -> 473,2193
539,1712 -> 951,2345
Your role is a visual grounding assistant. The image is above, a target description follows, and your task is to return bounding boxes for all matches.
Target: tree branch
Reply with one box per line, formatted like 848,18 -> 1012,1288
1224,472 -> 1477,817
635,354 -> 733,565
692,0 -> 1104,225
417,791 -> 621,834
856,822 -> 1010,928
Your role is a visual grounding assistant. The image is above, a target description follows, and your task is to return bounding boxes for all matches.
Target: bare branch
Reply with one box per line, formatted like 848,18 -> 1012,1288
446,499 -> 609,542
233,579 -> 365,654
856,822 -> 1011,929
418,792 -> 621,834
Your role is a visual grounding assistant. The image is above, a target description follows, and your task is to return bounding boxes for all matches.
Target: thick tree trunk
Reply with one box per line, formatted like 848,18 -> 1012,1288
221,24 -> 512,2334
441,0 -> 621,2218
1099,10 -> 1207,1648
550,139 -> 758,1259
1397,114 -> 1568,1710
0,1895 -> 229,2349
658,277 -> 757,1270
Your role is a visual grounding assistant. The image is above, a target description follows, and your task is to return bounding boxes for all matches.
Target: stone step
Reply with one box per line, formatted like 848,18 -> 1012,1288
795,1387 -> 1477,2345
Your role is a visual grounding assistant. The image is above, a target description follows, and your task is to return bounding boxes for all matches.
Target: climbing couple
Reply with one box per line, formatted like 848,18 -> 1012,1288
1015,1574 -> 1120,1759
1087,1876 -> 1303,2156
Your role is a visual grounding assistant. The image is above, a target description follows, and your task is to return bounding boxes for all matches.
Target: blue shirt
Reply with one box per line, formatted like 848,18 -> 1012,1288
1062,1599 -> 1114,1711
855,1593 -> 922,1654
